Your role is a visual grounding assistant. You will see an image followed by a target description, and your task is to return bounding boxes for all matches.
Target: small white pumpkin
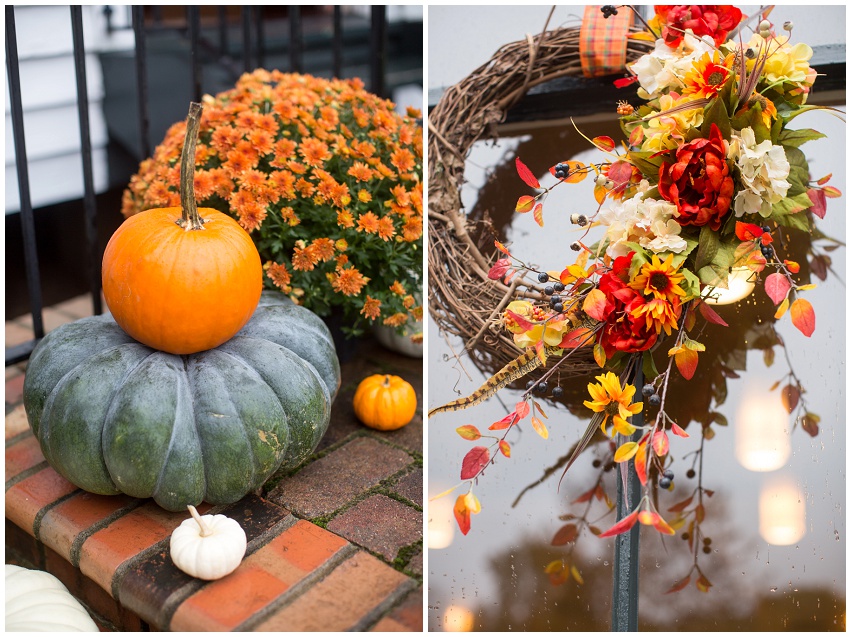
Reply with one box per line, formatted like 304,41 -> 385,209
170,505 -> 247,580
5,564 -> 99,632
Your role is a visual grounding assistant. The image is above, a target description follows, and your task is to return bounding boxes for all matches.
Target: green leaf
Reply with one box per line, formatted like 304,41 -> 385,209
783,146 -> 810,196
628,151 -> 666,183
681,267 -> 702,299
702,98 -> 731,139
642,349 -> 659,379
778,128 -> 826,148
694,225 -> 719,271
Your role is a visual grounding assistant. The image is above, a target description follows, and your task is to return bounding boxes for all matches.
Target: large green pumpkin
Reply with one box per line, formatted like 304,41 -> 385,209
23,291 -> 340,511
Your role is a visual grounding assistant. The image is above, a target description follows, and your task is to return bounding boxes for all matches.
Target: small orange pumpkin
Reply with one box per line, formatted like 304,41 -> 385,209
102,103 -> 262,355
353,374 -> 417,431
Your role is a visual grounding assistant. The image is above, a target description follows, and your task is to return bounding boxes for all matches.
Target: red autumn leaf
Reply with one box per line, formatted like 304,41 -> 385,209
515,156 -> 541,189
735,221 -> 766,242
552,523 -> 579,546
573,487 -> 596,504
515,401 -> 530,419
817,173 -> 832,186
559,327 -> 594,349
614,76 -> 638,88
505,309 -> 535,332
783,260 -> 800,274
533,203 -> 544,227
807,188 -> 827,219
823,185 -> 842,198
781,384 -> 800,414
675,348 -> 699,380
605,160 -> 635,194
515,195 -> 535,213
456,425 -> 482,440
666,576 -> 692,594
598,510 -> 639,538
670,422 -> 689,438
698,301 -> 729,327
628,126 -> 644,148
592,136 -> 616,153
764,273 -> 791,305
460,446 -> 490,480
489,411 -> 516,430
583,288 -> 609,321
488,257 -> 512,280
790,298 -> 816,337
494,239 -> 511,256
652,430 -> 669,456
634,438 -> 649,485
668,494 -> 694,513
801,412 -> 820,437
809,255 -> 829,281
454,494 -> 471,535
499,440 -> 511,457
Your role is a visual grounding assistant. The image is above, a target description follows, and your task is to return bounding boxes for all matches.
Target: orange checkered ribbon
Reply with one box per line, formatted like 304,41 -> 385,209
579,6 -> 634,78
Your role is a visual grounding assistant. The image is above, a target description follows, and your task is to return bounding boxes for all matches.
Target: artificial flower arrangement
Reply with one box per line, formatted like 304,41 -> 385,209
429,5 -> 842,593
123,69 -> 424,338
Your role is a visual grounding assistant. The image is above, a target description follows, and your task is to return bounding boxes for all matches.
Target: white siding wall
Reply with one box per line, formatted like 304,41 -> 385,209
4,5 -> 134,214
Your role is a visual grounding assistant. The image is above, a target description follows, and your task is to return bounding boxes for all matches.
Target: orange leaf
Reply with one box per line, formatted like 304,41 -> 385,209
583,288 -> 609,321
515,401 -> 530,419
594,182 -> 608,205
573,487 -> 596,504
735,221 -> 767,242
494,239 -> 511,256
552,523 -> 579,545
456,425 -> 482,440
675,348 -> 699,380
532,400 -> 549,419
668,494 -> 694,513
515,195 -> 535,213
570,565 -> 584,585
670,422 -> 689,438
531,416 -> 549,439
781,384 -> 800,414
823,185 -> 842,198
460,446 -> 490,480
499,440 -> 511,457
666,576 -> 692,594
628,126 -> 644,148
533,202 -> 544,227
489,411 -> 517,430
696,574 -> 713,592
592,136 -> 616,153
764,273 -> 791,305
593,343 -> 607,368
454,494 -> 471,535
817,173 -> 832,186
549,160 -> 587,184
634,439 -> 649,485
515,156 -> 541,189
774,297 -> 790,319
790,298 -> 815,337
598,511 -> 639,538
783,259 -> 800,274
652,430 -> 669,456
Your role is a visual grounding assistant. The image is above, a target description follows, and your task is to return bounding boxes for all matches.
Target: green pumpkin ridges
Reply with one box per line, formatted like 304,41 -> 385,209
102,353 -> 206,510
38,343 -> 152,495
186,350 -> 289,504
219,338 -> 330,470
23,316 -> 135,437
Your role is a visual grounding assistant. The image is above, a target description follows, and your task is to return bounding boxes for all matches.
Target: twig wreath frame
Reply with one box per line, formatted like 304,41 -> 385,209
427,10 -> 652,373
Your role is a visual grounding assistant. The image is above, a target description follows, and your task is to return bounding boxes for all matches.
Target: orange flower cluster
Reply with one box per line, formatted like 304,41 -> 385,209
122,69 -> 423,334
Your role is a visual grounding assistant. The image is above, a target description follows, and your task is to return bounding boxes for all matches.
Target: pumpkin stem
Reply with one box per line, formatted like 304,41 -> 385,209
382,375 -> 392,387
177,102 -> 206,231
187,504 -> 213,537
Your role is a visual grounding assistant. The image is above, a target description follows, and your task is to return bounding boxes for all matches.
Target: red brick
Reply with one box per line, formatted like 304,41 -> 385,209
78,502 -> 206,594
5,467 -> 78,537
5,433 -> 45,483
253,551 -> 412,631
170,520 -> 348,632
5,518 -> 42,568
327,494 -> 422,562
371,586 -> 423,631
39,491 -> 138,564
5,373 -> 26,406
268,437 -> 413,518
390,468 -> 423,507
5,403 -> 31,441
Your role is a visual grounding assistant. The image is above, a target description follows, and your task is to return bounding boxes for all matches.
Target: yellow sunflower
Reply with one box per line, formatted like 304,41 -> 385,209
583,372 -> 643,437
629,253 -> 687,304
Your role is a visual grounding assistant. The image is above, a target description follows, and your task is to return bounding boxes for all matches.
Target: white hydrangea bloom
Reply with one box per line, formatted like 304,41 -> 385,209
728,127 -> 791,217
630,32 -> 716,100
600,194 -> 686,258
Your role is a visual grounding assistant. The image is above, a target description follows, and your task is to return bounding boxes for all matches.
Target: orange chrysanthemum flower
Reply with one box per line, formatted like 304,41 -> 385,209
332,267 -> 369,296
361,295 -> 381,320
312,238 -> 336,262
390,281 -> 406,295
264,261 -> 291,290
337,209 -> 355,229
357,211 -> 380,234
292,244 -> 320,271
383,313 -> 409,327
390,148 -> 415,173
377,216 -> 395,241
237,200 -> 267,233
348,161 -> 374,182
299,138 -> 331,167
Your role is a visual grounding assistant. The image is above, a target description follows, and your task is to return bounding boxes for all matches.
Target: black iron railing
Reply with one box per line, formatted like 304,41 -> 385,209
5,5 -> 398,366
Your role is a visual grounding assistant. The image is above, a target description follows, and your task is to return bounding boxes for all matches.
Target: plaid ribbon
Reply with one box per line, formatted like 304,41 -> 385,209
579,6 -> 633,78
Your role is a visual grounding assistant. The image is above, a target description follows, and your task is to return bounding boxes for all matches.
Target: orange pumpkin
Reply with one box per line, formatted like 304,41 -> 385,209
353,374 -> 417,431
102,103 -> 262,355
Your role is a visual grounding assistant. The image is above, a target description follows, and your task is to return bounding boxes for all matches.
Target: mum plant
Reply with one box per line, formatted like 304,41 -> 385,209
429,5 -> 842,593
123,69 -> 424,337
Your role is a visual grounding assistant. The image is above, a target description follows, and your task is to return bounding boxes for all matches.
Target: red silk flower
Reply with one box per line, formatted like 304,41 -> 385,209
596,253 -> 658,357
658,123 -> 734,231
654,5 -> 744,47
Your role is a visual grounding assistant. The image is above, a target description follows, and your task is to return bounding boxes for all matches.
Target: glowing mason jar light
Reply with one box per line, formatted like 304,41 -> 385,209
759,474 -> 806,545
735,389 -> 791,472
705,266 -> 756,305
428,490 -> 456,549
444,604 -> 475,632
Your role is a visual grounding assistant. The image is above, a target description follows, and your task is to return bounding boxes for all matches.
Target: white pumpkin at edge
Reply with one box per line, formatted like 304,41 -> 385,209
5,564 -> 99,632
170,505 -> 247,580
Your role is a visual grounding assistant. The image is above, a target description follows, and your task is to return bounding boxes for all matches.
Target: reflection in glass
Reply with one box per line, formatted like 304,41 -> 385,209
705,266 -> 756,305
444,605 -> 474,632
428,490 -> 456,549
735,384 -> 791,472
759,474 -> 806,545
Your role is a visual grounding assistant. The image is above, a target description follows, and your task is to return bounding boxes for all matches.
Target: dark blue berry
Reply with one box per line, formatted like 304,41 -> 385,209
663,469 -> 674,480
552,386 -> 564,398
553,302 -> 564,313
642,384 -> 655,397
544,285 -> 554,296
537,272 -> 549,283
553,282 -> 565,292
549,294 -> 561,306
659,477 -> 672,489
649,394 -> 661,407
526,380 -> 536,390
555,170 -> 566,179
535,381 -> 548,394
